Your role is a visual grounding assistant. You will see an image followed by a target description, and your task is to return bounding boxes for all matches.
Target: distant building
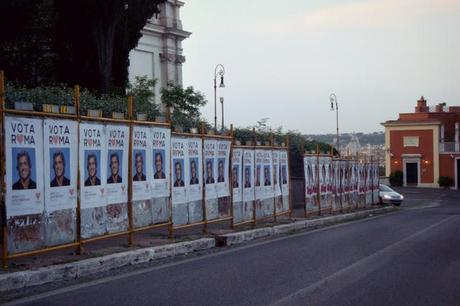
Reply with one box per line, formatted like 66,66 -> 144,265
382,96 -> 460,188
128,0 -> 191,106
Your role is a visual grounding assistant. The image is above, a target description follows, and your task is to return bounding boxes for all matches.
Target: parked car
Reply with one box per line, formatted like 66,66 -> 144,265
379,184 -> 404,206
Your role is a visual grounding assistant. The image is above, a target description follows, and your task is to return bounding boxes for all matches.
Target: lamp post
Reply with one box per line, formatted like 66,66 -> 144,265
214,64 -> 225,132
220,97 -> 224,132
329,93 -> 339,156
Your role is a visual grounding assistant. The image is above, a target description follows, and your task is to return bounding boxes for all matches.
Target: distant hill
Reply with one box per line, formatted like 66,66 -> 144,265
304,132 -> 385,146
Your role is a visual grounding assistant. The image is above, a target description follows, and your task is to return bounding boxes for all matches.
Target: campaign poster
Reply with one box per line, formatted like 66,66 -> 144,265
272,150 -> 282,197
331,159 -> 339,211
279,150 -> 290,196
216,140 -> 231,198
254,149 -> 264,200
171,137 -> 187,204
151,127 -> 170,198
366,161 -> 372,204
79,122 -> 106,209
43,119 -> 77,212
132,126 -> 151,201
232,148 -> 243,202
339,160 -> 348,207
243,149 -> 255,202
304,155 -> 318,210
204,139 -> 217,200
5,117 -> 44,217
105,125 -> 129,204
187,137 -> 202,202
261,150 -> 273,199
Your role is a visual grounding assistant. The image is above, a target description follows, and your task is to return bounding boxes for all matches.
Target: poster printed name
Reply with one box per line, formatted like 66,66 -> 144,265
44,119 -> 77,212
204,140 -> 217,200
79,123 -> 107,209
151,127 -> 170,197
216,140 -> 231,197
106,125 -> 129,204
5,117 -> 44,217
132,126 -> 151,201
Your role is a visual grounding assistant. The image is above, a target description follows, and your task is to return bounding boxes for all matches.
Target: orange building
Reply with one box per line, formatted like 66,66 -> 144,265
382,96 -> 460,188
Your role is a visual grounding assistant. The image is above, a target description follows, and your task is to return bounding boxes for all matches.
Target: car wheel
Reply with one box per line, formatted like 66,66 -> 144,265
379,197 -> 383,205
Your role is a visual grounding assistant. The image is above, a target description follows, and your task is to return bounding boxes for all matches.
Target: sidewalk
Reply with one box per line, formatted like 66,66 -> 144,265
0,205 -> 398,294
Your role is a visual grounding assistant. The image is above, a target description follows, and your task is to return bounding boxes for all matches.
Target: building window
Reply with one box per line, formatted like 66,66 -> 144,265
403,136 -> 419,147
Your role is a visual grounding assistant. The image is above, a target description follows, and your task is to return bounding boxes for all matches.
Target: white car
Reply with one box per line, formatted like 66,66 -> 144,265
379,184 -> 404,206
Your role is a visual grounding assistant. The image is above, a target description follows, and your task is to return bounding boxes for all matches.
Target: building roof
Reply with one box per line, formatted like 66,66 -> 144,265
381,120 -> 442,127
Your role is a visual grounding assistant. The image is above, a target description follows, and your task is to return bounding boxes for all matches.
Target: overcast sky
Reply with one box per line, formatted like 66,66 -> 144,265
181,0 -> 460,134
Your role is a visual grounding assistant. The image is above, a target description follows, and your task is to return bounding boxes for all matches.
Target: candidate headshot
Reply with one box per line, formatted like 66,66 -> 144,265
50,150 -> 70,187
273,165 -> 278,185
133,151 -> 146,181
173,160 -> 185,187
264,166 -> 271,186
244,166 -> 251,188
153,151 -> 166,179
232,166 -> 239,188
255,165 -> 261,187
190,159 -> 199,185
13,150 -> 37,190
107,152 -> 122,184
217,160 -> 225,183
205,160 -> 215,184
84,153 -> 101,186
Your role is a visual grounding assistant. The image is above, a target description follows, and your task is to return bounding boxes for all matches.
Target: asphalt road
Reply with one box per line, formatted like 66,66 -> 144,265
8,188 -> 460,306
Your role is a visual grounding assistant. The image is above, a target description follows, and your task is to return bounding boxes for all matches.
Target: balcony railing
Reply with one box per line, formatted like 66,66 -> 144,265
440,142 -> 460,153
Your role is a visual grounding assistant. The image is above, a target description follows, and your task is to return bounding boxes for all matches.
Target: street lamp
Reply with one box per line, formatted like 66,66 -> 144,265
329,93 -> 339,156
220,97 -> 224,132
214,64 -> 225,132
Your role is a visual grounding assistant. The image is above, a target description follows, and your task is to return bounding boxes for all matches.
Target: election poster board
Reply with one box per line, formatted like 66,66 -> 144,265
366,161 -> 372,205
5,116 -> 44,217
79,122 -> 107,209
304,155 -> 318,212
319,156 -> 330,210
331,159 -> 340,212
231,148 -> 243,223
280,149 -> 290,196
151,127 -> 170,198
372,162 -> 379,203
204,139 -> 217,200
132,126 -> 151,201
216,140 -> 231,198
272,150 -> 282,197
105,124 -> 129,205
242,149 -> 255,221
43,119 -> 77,212
254,149 -> 264,201
351,160 -> 359,206
186,137 -> 202,202
171,137 -> 188,205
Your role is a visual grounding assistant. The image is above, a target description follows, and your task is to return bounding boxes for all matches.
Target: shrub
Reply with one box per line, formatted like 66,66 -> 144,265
438,176 -> 454,188
389,170 -> 403,187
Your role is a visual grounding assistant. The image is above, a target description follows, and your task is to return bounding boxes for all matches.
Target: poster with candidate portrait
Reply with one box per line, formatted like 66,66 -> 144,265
261,150 -> 274,199
242,149 -> 255,202
186,137 -> 202,202
5,116 -> 44,217
304,155 -> 318,211
151,127 -> 170,198
216,140 -> 231,198
132,126 -> 151,201
254,149 -> 264,201
79,122 -> 107,209
43,119 -> 77,212
279,149 -> 290,196
232,148 -> 243,202
272,150 -> 282,197
105,125 -> 129,204
171,137 -> 188,204
204,139 -> 217,200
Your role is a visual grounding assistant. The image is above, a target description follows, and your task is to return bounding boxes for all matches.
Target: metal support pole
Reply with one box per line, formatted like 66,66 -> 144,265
316,144 -> 321,216
221,97 -> 224,133
271,134 -> 276,222
74,85 -> 83,256
201,123 -> 208,234
252,128 -> 257,226
127,96 -> 134,246
230,124 -> 234,229
214,77 -> 217,132
287,136 -> 293,220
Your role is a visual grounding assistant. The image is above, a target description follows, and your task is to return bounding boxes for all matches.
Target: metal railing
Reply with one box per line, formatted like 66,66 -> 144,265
440,142 -> 460,153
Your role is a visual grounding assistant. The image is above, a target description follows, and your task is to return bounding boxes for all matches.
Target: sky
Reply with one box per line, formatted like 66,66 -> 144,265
181,0 -> 460,134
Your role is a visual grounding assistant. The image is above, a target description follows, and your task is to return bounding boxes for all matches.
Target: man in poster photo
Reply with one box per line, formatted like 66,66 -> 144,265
206,160 -> 215,184
190,160 -> 199,185
244,166 -> 251,188
133,151 -> 146,181
217,160 -> 225,183
154,152 -> 166,179
173,161 -> 185,187
50,151 -> 70,187
264,166 -> 271,186
255,165 -> 261,187
84,153 -> 101,186
13,151 -> 37,190
107,152 -> 122,184
232,166 -> 239,188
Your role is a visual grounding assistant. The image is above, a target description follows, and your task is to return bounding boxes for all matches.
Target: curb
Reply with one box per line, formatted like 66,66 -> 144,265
0,238 -> 215,293
216,206 -> 397,246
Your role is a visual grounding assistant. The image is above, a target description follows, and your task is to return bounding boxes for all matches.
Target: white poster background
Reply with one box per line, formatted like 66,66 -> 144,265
216,140 -> 231,198
232,148 -> 243,202
5,116 -> 44,217
272,150 -> 282,197
79,122 -> 107,209
151,127 -> 170,198
186,137 -> 202,202
243,149 -> 255,202
171,137 -> 188,204
106,125 -> 129,204
254,149 -> 264,200
132,126 -> 151,201
44,119 -> 77,212
280,150 -> 290,196
204,139 -> 218,200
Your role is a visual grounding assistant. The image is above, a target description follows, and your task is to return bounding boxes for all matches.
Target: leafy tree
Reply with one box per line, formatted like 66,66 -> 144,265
161,83 -> 207,130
